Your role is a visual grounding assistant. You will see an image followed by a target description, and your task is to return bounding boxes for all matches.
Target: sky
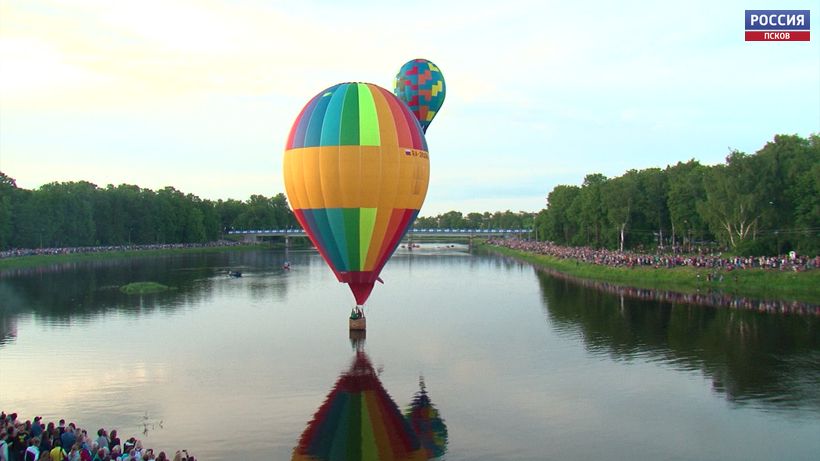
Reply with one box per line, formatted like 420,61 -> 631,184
0,0 -> 818,216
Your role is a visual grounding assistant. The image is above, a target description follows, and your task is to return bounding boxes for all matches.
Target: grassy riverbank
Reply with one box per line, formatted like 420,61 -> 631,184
483,244 -> 820,305
0,244 -> 268,270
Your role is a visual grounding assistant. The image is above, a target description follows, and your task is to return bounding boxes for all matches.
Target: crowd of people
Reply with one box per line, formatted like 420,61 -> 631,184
490,239 -> 818,315
0,241 -> 243,260
537,266 -> 819,316
491,239 -> 819,272
0,412 -> 195,461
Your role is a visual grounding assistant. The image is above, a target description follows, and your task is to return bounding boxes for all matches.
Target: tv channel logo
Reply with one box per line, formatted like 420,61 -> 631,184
745,10 -> 810,41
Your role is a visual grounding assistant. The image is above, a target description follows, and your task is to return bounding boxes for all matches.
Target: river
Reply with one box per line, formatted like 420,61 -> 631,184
1,246 -> 818,460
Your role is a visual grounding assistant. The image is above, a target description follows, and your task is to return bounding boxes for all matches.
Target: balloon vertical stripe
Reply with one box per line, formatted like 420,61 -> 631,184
286,83 -> 426,151
339,84 -> 360,145
359,208 -> 377,269
326,208 -> 351,271
320,89 -> 346,146
305,90 -> 333,147
357,83 -> 380,146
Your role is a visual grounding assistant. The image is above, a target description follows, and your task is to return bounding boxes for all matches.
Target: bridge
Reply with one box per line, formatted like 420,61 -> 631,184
227,228 -> 530,245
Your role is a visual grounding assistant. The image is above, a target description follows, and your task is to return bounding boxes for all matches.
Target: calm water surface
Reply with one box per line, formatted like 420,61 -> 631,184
1,246 -> 818,460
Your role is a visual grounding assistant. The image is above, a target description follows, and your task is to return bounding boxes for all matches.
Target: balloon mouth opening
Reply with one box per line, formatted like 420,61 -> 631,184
349,282 -> 375,305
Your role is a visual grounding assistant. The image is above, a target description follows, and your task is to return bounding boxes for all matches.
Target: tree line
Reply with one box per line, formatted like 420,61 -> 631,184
413,210 -> 536,231
0,176 -> 297,249
1,134 -> 816,255
533,134 -> 819,255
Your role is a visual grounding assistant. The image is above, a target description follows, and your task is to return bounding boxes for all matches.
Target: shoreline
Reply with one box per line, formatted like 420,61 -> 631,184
0,242 -> 273,271
481,243 -> 820,311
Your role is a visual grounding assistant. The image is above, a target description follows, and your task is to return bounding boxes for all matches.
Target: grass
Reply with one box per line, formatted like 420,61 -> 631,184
120,282 -> 172,294
482,243 -> 820,305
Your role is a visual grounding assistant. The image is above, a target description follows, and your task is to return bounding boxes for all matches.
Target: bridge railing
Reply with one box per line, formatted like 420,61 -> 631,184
227,228 -> 530,235
227,229 -> 305,235
409,228 -> 529,234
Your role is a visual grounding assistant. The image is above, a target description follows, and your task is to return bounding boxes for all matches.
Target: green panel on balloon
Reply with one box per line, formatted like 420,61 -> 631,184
342,208 -> 360,271
359,208 -> 377,268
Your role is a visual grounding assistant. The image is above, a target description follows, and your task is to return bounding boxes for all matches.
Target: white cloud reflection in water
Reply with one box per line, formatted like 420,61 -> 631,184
0,248 -> 818,460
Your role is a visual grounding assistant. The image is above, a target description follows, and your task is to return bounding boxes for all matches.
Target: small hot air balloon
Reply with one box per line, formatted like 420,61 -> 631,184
393,59 -> 446,133
283,82 -> 430,307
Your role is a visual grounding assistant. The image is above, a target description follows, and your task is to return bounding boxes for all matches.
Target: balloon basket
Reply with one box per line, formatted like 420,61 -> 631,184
349,317 -> 366,331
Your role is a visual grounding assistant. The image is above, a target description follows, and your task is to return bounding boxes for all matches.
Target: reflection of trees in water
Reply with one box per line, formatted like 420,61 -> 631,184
0,314 -> 17,345
536,270 -> 820,413
0,250 -> 300,328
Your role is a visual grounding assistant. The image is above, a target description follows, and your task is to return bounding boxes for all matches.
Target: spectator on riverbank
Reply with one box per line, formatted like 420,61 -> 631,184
0,241 -> 243,260
106,432 -> 118,455
59,427 -> 75,456
94,431 -> 107,454
493,239 -> 818,315
48,439 -> 66,461
1,414 -> 193,461
490,239 -> 817,272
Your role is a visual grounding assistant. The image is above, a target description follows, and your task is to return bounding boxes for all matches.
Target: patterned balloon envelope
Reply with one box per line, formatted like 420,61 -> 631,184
283,82 -> 430,305
393,59 -> 446,133
405,378 -> 448,459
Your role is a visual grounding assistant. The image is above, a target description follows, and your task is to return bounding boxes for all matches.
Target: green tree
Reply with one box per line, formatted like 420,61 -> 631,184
0,172 -> 17,249
438,211 -> 466,229
236,195 -> 280,229
155,187 -> 186,243
543,186 -> 581,245
216,199 -> 246,232
413,216 -> 438,229
697,152 -> 766,249
270,193 -> 297,228
578,174 -> 608,247
666,160 -> 708,250
466,212 -> 485,229
602,172 -> 639,251
636,168 -> 669,248
754,134 -> 820,254
183,205 -> 207,243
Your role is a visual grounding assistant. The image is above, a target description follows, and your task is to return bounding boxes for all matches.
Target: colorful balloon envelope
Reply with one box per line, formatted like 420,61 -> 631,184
393,59 -> 446,133
292,351 -> 426,461
283,82 -> 430,305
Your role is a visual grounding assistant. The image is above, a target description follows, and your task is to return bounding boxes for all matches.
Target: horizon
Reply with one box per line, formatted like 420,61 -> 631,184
0,131 -> 810,217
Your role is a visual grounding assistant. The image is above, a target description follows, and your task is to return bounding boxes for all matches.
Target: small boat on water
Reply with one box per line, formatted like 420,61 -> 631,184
228,270 -> 242,278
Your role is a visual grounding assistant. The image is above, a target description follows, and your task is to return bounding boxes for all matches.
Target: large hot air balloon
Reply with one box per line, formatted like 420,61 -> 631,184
283,82 -> 430,306
393,59 -> 446,133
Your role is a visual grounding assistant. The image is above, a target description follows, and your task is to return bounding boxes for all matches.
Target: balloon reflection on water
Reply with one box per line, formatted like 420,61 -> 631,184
405,378 -> 448,459
292,332 -> 447,461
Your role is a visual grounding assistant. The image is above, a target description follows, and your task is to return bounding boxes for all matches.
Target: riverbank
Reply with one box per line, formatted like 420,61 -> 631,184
481,243 -> 820,306
0,243 -> 269,271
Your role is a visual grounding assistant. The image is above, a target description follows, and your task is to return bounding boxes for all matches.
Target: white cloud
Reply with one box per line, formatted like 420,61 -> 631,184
1,0 -> 818,213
